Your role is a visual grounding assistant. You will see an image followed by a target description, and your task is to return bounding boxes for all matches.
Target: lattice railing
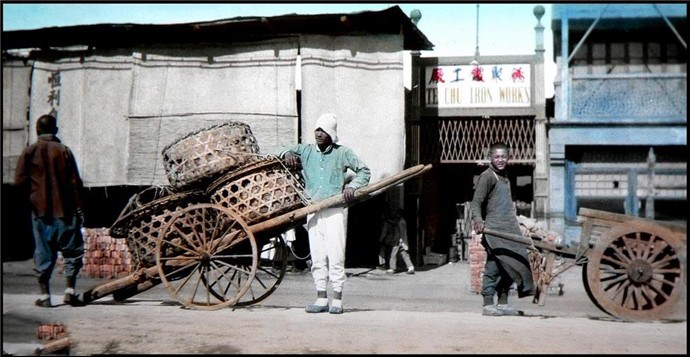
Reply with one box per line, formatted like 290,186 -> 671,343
419,118 -> 535,163
570,75 -> 686,121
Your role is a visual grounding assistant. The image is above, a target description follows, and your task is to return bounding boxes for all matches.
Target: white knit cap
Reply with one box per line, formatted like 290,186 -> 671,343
314,113 -> 338,143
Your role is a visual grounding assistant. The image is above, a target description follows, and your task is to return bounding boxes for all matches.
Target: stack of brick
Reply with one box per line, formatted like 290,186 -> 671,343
518,215 -> 564,244
57,228 -> 134,279
469,218 -> 557,295
36,323 -> 67,341
468,232 -> 486,294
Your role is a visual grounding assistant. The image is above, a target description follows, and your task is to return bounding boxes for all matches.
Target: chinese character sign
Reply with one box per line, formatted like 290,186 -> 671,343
425,64 -> 531,108
47,70 -> 62,117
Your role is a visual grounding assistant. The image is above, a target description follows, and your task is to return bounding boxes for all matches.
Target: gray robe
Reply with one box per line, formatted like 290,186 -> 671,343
471,167 -> 535,298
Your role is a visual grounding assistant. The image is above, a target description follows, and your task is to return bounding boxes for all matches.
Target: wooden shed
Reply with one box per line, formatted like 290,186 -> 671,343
2,5 -> 433,187
2,6 -> 433,264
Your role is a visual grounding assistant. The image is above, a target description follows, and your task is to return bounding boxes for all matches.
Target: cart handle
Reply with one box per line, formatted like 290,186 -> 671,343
482,228 -> 537,250
248,164 -> 432,235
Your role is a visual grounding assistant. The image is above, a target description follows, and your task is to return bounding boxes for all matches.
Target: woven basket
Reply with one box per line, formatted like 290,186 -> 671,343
119,189 -> 206,268
206,156 -> 307,225
162,122 -> 261,189
110,186 -> 178,238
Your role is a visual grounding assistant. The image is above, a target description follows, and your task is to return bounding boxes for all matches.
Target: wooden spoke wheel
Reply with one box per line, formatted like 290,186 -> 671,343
583,223 -> 686,321
206,234 -> 289,306
155,204 -> 257,310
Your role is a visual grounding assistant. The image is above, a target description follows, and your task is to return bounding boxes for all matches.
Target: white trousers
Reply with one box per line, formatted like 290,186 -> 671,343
306,206 -> 346,293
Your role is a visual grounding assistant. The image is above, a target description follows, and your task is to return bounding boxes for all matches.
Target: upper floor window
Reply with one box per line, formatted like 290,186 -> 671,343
571,41 -> 685,66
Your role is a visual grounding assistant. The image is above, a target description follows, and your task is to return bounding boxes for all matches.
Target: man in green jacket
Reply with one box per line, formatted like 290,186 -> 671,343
279,113 -> 371,314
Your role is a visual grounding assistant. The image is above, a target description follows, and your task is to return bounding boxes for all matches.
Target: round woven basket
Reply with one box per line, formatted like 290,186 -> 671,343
120,189 -> 206,269
162,122 -> 261,189
110,186 -> 178,238
206,156 -> 307,226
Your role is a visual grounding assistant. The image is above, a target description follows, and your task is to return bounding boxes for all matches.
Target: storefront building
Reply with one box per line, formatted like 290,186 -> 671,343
406,6 -> 548,259
550,4 -> 687,242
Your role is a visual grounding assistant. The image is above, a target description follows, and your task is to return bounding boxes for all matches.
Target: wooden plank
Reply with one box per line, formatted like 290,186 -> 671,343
35,337 -> 71,355
532,239 -> 580,258
578,207 -> 632,223
578,216 -> 595,253
579,207 -> 686,235
534,253 -> 555,306
481,228 -> 535,248
81,266 -> 159,303
248,164 -> 432,235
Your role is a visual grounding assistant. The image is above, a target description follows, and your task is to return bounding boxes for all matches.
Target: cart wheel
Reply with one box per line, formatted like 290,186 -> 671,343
583,223 -> 685,321
155,203 -> 257,310
206,233 -> 289,306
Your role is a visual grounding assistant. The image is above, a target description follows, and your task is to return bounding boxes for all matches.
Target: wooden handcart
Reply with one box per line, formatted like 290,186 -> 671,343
484,207 -> 686,321
82,163 -> 432,310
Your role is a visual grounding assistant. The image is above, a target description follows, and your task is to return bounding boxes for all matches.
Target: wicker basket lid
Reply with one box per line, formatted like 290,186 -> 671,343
205,155 -> 289,195
161,121 -> 262,189
109,187 -> 206,237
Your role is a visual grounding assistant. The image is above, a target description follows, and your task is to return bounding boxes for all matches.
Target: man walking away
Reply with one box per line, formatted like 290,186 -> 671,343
15,114 -> 86,308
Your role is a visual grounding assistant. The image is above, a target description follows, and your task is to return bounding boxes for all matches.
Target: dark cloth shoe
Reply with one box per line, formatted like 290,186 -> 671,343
497,304 -> 524,316
518,286 -> 536,298
305,304 -> 329,313
64,293 -> 86,307
329,305 -> 344,314
35,298 -> 52,308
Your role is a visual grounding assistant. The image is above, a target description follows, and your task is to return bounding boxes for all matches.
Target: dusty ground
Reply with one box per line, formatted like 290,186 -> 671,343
3,259 -> 687,355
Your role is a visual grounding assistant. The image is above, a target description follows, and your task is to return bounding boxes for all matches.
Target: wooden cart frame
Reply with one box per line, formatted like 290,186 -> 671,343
82,164 -> 432,310
485,207 -> 686,321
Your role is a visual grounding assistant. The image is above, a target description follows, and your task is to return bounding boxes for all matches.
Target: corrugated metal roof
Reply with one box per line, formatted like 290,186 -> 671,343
1,5 -> 434,52
551,3 -> 687,33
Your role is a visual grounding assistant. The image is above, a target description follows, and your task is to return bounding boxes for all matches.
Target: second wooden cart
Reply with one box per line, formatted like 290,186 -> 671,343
484,207 -> 686,321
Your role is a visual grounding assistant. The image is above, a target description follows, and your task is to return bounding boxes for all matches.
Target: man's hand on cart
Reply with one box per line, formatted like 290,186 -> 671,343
343,187 -> 356,203
473,220 -> 484,234
282,152 -> 302,169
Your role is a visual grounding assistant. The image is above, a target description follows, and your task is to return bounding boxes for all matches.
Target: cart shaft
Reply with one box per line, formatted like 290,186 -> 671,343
82,266 -> 159,303
248,164 -> 432,235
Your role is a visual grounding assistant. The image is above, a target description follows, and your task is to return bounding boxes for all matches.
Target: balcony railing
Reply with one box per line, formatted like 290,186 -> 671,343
564,72 -> 687,123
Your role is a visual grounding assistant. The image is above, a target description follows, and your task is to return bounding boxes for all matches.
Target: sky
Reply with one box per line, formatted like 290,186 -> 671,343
1,2 -> 557,96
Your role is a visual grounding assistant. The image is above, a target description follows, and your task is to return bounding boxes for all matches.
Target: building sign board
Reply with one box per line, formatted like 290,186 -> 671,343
425,64 -> 531,108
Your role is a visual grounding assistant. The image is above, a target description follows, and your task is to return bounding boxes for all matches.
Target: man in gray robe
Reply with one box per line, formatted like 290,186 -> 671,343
471,142 -> 535,316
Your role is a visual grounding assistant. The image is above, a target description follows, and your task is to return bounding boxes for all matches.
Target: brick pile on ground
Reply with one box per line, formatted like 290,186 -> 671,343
468,218 -> 559,295
36,323 -> 67,341
57,228 -> 134,279
518,215 -> 564,244
468,232 -> 486,294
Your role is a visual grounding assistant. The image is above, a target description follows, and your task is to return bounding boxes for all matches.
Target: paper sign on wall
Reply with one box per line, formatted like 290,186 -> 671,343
425,64 -> 531,108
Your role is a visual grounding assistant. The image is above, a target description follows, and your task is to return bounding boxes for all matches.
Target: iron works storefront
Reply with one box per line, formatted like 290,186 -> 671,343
406,52 -> 548,263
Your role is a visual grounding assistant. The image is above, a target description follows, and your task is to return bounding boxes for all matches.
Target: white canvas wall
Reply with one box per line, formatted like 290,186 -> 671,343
2,62 -> 32,183
300,35 -> 406,183
127,40 -> 299,185
12,35 -> 406,188
23,39 -> 299,187
29,58 -> 133,186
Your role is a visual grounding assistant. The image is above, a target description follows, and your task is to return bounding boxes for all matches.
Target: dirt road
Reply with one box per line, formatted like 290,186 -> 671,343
3,259 -> 687,355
